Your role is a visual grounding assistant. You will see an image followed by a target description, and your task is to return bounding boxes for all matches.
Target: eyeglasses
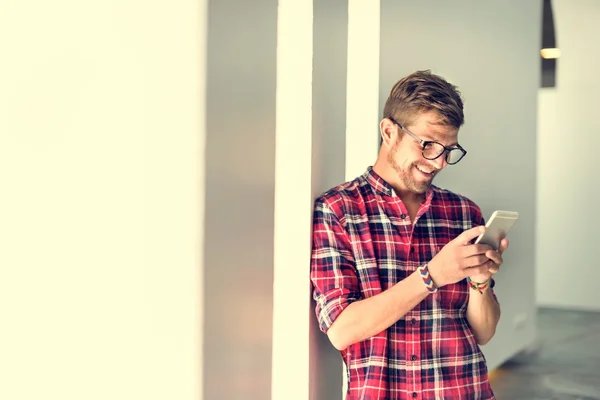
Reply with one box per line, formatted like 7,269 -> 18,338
388,116 -> 467,165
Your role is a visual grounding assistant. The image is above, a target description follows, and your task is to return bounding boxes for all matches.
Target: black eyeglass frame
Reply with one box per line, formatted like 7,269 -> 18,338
387,116 -> 467,165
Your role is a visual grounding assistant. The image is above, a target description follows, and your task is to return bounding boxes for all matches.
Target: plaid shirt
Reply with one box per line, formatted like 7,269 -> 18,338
310,167 -> 496,400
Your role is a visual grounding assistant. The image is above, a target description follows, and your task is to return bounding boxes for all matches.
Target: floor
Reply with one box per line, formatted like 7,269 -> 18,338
490,308 -> 600,400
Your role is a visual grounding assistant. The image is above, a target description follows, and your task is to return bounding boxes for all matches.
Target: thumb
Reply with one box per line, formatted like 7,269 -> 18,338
455,225 -> 485,246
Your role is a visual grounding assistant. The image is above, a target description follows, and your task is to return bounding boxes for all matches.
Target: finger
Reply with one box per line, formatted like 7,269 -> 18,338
455,226 -> 486,245
481,259 -> 500,274
464,264 -> 491,278
461,243 -> 494,257
462,254 -> 490,268
499,238 -> 509,253
465,259 -> 499,275
485,250 -> 503,265
488,263 -> 500,274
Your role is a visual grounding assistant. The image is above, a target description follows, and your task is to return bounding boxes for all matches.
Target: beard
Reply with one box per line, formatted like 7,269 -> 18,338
388,142 -> 436,195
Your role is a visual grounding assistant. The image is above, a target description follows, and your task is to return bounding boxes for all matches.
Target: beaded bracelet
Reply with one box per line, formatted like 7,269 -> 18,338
417,263 -> 438,293
467,277 -> 491,294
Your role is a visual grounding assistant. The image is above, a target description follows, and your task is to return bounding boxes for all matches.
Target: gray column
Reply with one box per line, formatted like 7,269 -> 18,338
203,0 -> 278,399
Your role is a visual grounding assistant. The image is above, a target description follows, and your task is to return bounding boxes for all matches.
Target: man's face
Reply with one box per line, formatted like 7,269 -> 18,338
388,111 -> 459,194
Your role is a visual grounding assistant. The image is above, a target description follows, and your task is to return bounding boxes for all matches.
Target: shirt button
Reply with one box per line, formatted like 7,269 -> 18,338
412,393 -> 418,398
411,355 -> 417,361
400,214 -> 407,219
411,318 -> 417,325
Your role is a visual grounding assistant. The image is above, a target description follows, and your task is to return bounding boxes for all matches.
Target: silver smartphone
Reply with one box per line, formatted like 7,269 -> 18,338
474,210 -> 519,250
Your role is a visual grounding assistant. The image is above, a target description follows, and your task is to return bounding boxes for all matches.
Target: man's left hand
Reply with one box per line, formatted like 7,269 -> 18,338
468,238 -> 509,283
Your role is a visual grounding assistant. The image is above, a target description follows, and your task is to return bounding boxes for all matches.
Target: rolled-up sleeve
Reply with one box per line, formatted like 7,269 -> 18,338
310,197 -> 361,333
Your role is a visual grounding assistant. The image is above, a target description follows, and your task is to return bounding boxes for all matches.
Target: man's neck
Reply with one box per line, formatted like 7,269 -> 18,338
372,162 -> 426,204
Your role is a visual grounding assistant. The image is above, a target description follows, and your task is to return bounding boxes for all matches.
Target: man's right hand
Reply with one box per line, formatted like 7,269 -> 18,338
427,226 -> 493,288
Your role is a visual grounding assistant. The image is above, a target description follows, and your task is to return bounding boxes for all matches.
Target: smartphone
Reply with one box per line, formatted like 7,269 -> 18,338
474,210 -> 519,250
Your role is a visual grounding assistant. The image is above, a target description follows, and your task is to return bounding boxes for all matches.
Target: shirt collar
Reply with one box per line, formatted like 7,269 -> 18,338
363,166 -> 395,197
363,166 -> 435,203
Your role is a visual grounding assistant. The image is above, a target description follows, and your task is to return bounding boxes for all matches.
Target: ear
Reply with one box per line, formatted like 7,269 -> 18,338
379,118 -> 398,148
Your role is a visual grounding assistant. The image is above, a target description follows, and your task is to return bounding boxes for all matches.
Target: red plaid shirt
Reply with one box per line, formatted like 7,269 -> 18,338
310,167 -> 496,400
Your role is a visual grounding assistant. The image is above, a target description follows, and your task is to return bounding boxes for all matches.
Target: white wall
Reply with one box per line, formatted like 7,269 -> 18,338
379,0 -> 541,370
272,1 -> 314,398
345,2 -> 381,180
536,0 -> 600,311
0,1 -> 206,399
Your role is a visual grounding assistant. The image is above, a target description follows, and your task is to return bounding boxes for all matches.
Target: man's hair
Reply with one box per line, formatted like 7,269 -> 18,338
382,70 -> 464,129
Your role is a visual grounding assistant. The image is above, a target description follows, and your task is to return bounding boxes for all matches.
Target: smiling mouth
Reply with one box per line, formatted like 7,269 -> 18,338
415,164 -> 435,176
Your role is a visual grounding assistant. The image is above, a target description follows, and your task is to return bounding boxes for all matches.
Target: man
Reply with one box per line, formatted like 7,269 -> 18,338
310,70 -> 508,399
